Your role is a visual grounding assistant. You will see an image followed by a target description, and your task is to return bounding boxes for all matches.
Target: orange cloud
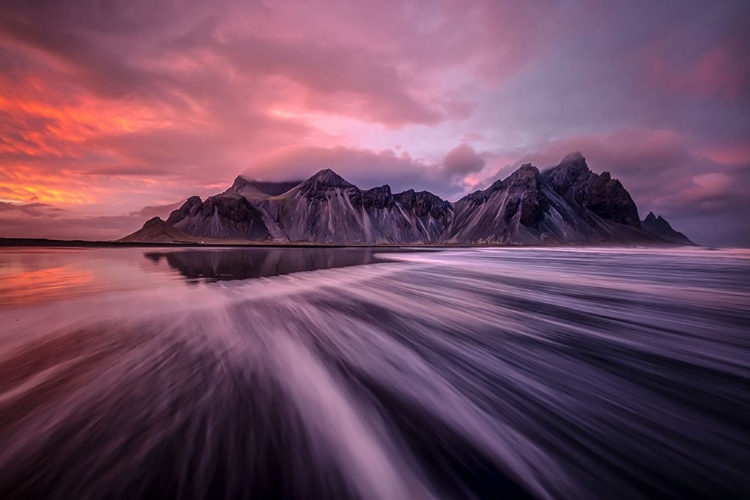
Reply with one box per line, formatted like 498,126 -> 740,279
0,165 -> 96,204
0,74 -> 167,158
0,71 -> 183,206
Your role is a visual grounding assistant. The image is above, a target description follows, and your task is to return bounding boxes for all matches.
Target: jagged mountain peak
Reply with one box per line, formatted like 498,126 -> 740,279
166,196 -> 202,224
296,169 -> 354,201
506,163 -> 541,182
144,216 -> 165,227
538,152 -> 641,227
120,216 -> 195,243
227,175 -> 256,192
224,175 -> 258,197
304,168 -> 351,188
124,151 -> 693,246
544,152 -> 590,182
226,176 -> 302,198
641,212 -> 694,245
461,163 -> 541,205
643,212 -> 675,231
559,151 -> 586,164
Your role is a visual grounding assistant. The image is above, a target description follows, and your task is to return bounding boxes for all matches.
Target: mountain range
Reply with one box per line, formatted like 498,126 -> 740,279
122,152 -> 694,246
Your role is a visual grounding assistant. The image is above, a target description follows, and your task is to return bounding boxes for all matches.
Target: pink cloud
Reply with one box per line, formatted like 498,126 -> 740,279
691,173 -> 733,193
442,144 -> 486,177
698,145 -> 750,166
0,0 -> 747,245
631,6 -> 750,102
244,143 -> 497,200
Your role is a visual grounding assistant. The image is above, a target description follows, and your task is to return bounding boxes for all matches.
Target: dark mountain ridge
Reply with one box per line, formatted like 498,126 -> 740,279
641,211 -> 695,245
123,153 -> 693,246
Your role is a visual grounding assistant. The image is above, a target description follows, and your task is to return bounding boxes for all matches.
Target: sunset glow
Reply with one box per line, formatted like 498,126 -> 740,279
1,3 -> 749,494
0,0 -> 748,245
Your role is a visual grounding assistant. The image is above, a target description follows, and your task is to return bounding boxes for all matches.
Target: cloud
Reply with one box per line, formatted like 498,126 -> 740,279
215,36 -> 453,127
442,143 -> 486,178
690,173 -> 733,193
0,201 -> 65,218
245,144 -> 497,200
632,1 -> 750,101
128,201 -> 184,218
0,0 -> 748,244
0,214 -> 144,241
85,166 -> 174,176
246,145 -> 441,193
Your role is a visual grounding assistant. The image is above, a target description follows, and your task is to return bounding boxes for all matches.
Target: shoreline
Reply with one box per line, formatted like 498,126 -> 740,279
0,237 -> 697,250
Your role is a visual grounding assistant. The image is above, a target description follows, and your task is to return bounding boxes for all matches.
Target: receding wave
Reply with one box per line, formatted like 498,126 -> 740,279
0,248 -> 749,499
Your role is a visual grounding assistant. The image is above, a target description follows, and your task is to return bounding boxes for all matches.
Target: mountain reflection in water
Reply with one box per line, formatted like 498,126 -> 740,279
0,246 -> 748,499
144,248 -> 386,282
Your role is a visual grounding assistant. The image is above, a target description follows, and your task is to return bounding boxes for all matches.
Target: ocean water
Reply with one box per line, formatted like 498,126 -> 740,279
0,246 -> 748,499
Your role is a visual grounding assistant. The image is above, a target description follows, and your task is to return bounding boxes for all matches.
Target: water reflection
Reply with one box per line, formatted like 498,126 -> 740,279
144,248 -> 385,282
0,266 -> 96,307
0,247 -> 391,306
1,246 -> 749,499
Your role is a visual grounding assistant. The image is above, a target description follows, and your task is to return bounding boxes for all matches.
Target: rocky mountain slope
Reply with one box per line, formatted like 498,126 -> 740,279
121,217 -> 195,243
122,152 -> 692,245
641,212 -> 695,245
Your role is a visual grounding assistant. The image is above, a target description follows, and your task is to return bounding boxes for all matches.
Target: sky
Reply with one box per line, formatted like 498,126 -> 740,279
0,0 -> 748,246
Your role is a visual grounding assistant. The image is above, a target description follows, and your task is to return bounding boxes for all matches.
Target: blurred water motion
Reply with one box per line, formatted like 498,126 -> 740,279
0,246 -> 749,499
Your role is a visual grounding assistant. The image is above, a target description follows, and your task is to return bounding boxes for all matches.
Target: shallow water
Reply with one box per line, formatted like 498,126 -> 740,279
0,246 -> 749,499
